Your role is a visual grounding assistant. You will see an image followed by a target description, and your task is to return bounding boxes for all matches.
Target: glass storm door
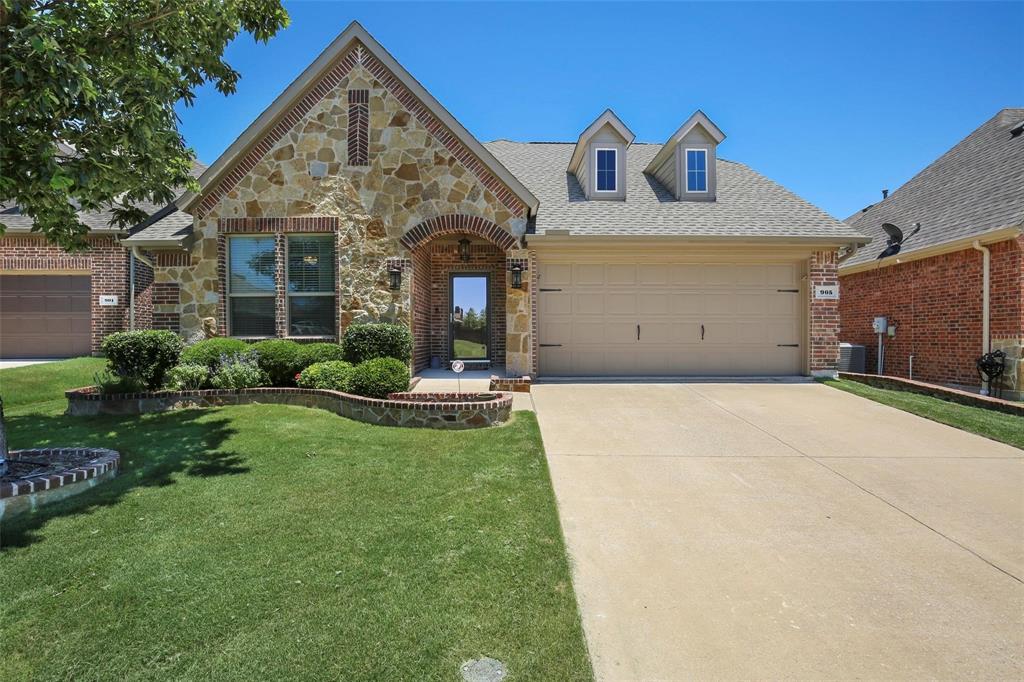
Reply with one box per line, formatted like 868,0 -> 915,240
450,274 -> 489,361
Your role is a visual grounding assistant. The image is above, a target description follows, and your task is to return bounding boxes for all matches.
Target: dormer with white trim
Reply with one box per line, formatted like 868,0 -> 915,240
644,110 -> 725,202
567,109 -> 635,201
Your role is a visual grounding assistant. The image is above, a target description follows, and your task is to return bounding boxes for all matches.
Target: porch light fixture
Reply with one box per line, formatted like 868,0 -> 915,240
388,265 -> 402,291
458,237 -> 471,262
511,263 -> 523,289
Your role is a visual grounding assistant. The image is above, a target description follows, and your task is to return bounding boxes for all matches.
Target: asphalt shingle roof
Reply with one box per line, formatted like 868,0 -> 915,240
843,108 -> 1024,268
485,140 -> 865,241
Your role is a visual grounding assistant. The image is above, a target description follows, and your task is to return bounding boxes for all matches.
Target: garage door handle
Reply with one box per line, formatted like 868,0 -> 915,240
637,324 -> 640,341
539,343 -> 562,348
777,344 -> 799,347
701,324 -> 705,341
539,288 -> 562,292
777,289 -> 799,293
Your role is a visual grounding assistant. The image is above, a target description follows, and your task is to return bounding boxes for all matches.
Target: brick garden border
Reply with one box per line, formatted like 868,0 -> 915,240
837,372 -> 1024,416
65,386 -> 512,429
1,447 -> 121,519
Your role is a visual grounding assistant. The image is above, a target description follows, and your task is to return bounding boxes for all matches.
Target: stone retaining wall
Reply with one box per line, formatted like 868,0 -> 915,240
1,448 -> 120,519
66,387 -> 512,429
837,372 -> 1024,416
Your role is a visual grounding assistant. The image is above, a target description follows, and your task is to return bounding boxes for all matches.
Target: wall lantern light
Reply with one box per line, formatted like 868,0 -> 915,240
388,266 -> 402,291
458,238 -> 471,262
511,264 -> 523,289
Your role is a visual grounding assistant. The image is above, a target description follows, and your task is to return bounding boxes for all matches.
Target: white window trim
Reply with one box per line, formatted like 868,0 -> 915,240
226,234 -> 276,339
285,234 -> 337,339
594,147 -> 618,193
684,147 -> 708,194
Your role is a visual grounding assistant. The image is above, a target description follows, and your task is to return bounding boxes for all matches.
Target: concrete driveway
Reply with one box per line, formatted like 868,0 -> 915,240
533,381 -> 1023,680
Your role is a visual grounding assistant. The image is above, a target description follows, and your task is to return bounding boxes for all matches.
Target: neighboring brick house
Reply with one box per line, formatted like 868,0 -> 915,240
120,21 -> 865,378
0,162 -> 205,358
840,109 -> 1024,398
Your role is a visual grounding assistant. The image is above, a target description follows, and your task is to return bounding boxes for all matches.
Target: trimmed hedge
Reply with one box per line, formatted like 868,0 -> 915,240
297,361 -> 354,391
342,323 -> 412,365
101,330 -> 183,389
297,342 -> 346,371
180,338 -> 249,369
251,339 -> 303,386
347,357 -> 410,399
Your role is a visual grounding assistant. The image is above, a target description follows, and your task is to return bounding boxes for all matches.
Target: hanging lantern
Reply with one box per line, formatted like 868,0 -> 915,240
458,237 -> 471,262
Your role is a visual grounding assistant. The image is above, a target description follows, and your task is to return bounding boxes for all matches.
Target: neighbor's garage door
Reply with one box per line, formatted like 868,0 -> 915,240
0,274 -> 91,358
538,261 -> 802,376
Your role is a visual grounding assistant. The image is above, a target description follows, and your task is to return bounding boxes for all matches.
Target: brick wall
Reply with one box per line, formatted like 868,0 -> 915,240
411,248 -> 432,371
133,254 -> 154,331
838,237 -> 1024,387
0,234 -> 146,353
809,250 -> 841,375
151,281 -> 180,331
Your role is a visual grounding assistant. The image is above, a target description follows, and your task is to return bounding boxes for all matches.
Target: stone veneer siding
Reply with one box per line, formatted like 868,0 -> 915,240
809,250 -> 841,376
0,234 -> 151,353
839,237 -> 1024,394
154,40 -> 528,372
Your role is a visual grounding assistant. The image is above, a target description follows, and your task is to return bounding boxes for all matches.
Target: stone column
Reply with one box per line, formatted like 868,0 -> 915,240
809,250 -> 840,378
505,249 -> 531,377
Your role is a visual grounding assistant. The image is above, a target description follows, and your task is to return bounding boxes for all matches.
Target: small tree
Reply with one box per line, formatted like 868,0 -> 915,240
0,0 -> 290,471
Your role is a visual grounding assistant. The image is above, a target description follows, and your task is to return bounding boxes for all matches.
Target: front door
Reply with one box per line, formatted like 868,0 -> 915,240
450,273 -> 490,361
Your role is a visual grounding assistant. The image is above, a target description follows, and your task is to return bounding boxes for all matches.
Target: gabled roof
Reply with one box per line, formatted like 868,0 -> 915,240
177,21 -> 538,218
566,109 -> 636,174
643,110 -> 726,175
842,108 -> 1024,270
487,140 -> 867,243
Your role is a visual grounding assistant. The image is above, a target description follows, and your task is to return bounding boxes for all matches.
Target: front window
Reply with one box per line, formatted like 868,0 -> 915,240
228,236 -> 277,336
596,148 -> 617,192
686,149 -> 707,192
287,235 -> 336,336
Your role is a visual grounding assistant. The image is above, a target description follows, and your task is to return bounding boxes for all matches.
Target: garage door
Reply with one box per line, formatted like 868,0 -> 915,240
538,261 -> 802,376
0,274 -> 91,358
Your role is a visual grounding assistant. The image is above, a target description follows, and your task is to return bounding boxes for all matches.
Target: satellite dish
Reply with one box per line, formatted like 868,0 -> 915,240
877,221 -> 921,259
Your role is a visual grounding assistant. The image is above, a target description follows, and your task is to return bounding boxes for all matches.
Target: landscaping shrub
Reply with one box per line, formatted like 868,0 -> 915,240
347,357 -> 410,399
210,352 -> 268,390
180,338 -> 249,369
297,361 -> 354,391
342,323 -> 412,365
93,370 -> 147,395
251,339 -> 303,386
101,330 -> 183,389
297,342 -> 346,371
164,363 -> 210,390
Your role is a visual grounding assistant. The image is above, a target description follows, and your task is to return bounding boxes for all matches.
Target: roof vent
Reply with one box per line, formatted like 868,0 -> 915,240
882,188 -> 889,199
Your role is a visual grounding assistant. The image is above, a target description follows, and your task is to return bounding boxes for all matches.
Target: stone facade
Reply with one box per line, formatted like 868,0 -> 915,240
149,41 -> 530,372
839,237 -> 1023,395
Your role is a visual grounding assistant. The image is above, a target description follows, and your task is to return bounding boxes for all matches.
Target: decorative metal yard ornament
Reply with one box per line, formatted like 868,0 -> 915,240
452,359 -> 465,392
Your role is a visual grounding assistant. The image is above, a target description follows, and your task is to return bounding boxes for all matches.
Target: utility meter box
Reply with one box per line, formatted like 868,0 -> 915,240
872,316 -> 888,334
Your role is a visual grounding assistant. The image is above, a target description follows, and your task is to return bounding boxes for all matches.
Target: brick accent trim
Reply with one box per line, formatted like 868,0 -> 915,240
195,42 -> 526,219
347,89 -> 369,166
218,217 -> 340,233
400,214 -> 519,252
809,250 -> 840,374
154,251 -> 190,267
529,249 -> 539,377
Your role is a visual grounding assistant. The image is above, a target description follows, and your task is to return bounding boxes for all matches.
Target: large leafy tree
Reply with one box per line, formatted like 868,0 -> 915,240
0,0 -> 289,475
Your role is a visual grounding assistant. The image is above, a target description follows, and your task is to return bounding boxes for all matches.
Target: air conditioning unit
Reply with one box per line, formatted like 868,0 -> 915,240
839,343 -> 866,373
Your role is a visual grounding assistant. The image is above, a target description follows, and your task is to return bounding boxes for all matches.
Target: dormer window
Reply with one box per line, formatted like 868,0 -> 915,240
596,148 -> 617,192
686,149 -> 708,193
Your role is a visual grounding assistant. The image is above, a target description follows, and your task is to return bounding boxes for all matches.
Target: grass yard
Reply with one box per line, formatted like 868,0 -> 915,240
1,359 -> 592,681
823,378 -> 1024,449
453,339 -> 488,359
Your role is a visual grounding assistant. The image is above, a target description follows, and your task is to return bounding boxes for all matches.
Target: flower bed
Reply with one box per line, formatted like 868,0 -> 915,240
65,386 -> 512,429
1,447 -> 120,519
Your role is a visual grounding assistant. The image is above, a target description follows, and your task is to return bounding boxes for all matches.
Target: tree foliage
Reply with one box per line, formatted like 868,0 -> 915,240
0,0 -> 290,249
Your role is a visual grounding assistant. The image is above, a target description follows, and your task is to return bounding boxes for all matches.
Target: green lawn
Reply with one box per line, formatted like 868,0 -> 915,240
1,359 -> 592,681
822,378 -> 1024,449
453,339 -> 487,359
0,356 -> 106,409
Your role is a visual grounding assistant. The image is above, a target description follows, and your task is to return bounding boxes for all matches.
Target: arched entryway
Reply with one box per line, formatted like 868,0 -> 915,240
404,215 -> 526,375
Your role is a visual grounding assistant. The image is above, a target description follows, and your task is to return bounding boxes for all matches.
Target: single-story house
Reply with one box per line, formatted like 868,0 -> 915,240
6,22 -> 868,377
0,159 -> 205,358
840,109 -> 1023,397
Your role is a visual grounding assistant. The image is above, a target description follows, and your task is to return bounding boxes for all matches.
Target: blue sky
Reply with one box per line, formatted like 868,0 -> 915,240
178,1 -> 1022,220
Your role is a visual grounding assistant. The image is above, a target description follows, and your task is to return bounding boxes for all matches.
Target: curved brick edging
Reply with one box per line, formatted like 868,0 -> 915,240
838,372 -> 1024,416
1,448 -> 121,519
65,386 -> 513,429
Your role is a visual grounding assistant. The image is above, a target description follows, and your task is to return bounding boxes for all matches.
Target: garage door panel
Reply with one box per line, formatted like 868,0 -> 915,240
1,274 -> 91,359
540,263 -> 572,286
538,260 -> 802,376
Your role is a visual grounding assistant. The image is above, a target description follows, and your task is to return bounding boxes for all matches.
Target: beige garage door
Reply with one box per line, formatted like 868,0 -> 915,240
0,274 -> 92,358
538,261 -> 803,376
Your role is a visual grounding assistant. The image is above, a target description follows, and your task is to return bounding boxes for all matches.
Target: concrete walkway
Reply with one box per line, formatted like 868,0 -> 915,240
412,368 -> 534,411
0,359 -> 60,369
533,382 -> 1023,680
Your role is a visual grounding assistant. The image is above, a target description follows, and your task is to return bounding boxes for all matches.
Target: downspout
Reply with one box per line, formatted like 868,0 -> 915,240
129,247 -> 156,332
972,240 -> 991,395
837,242 -> 861,265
